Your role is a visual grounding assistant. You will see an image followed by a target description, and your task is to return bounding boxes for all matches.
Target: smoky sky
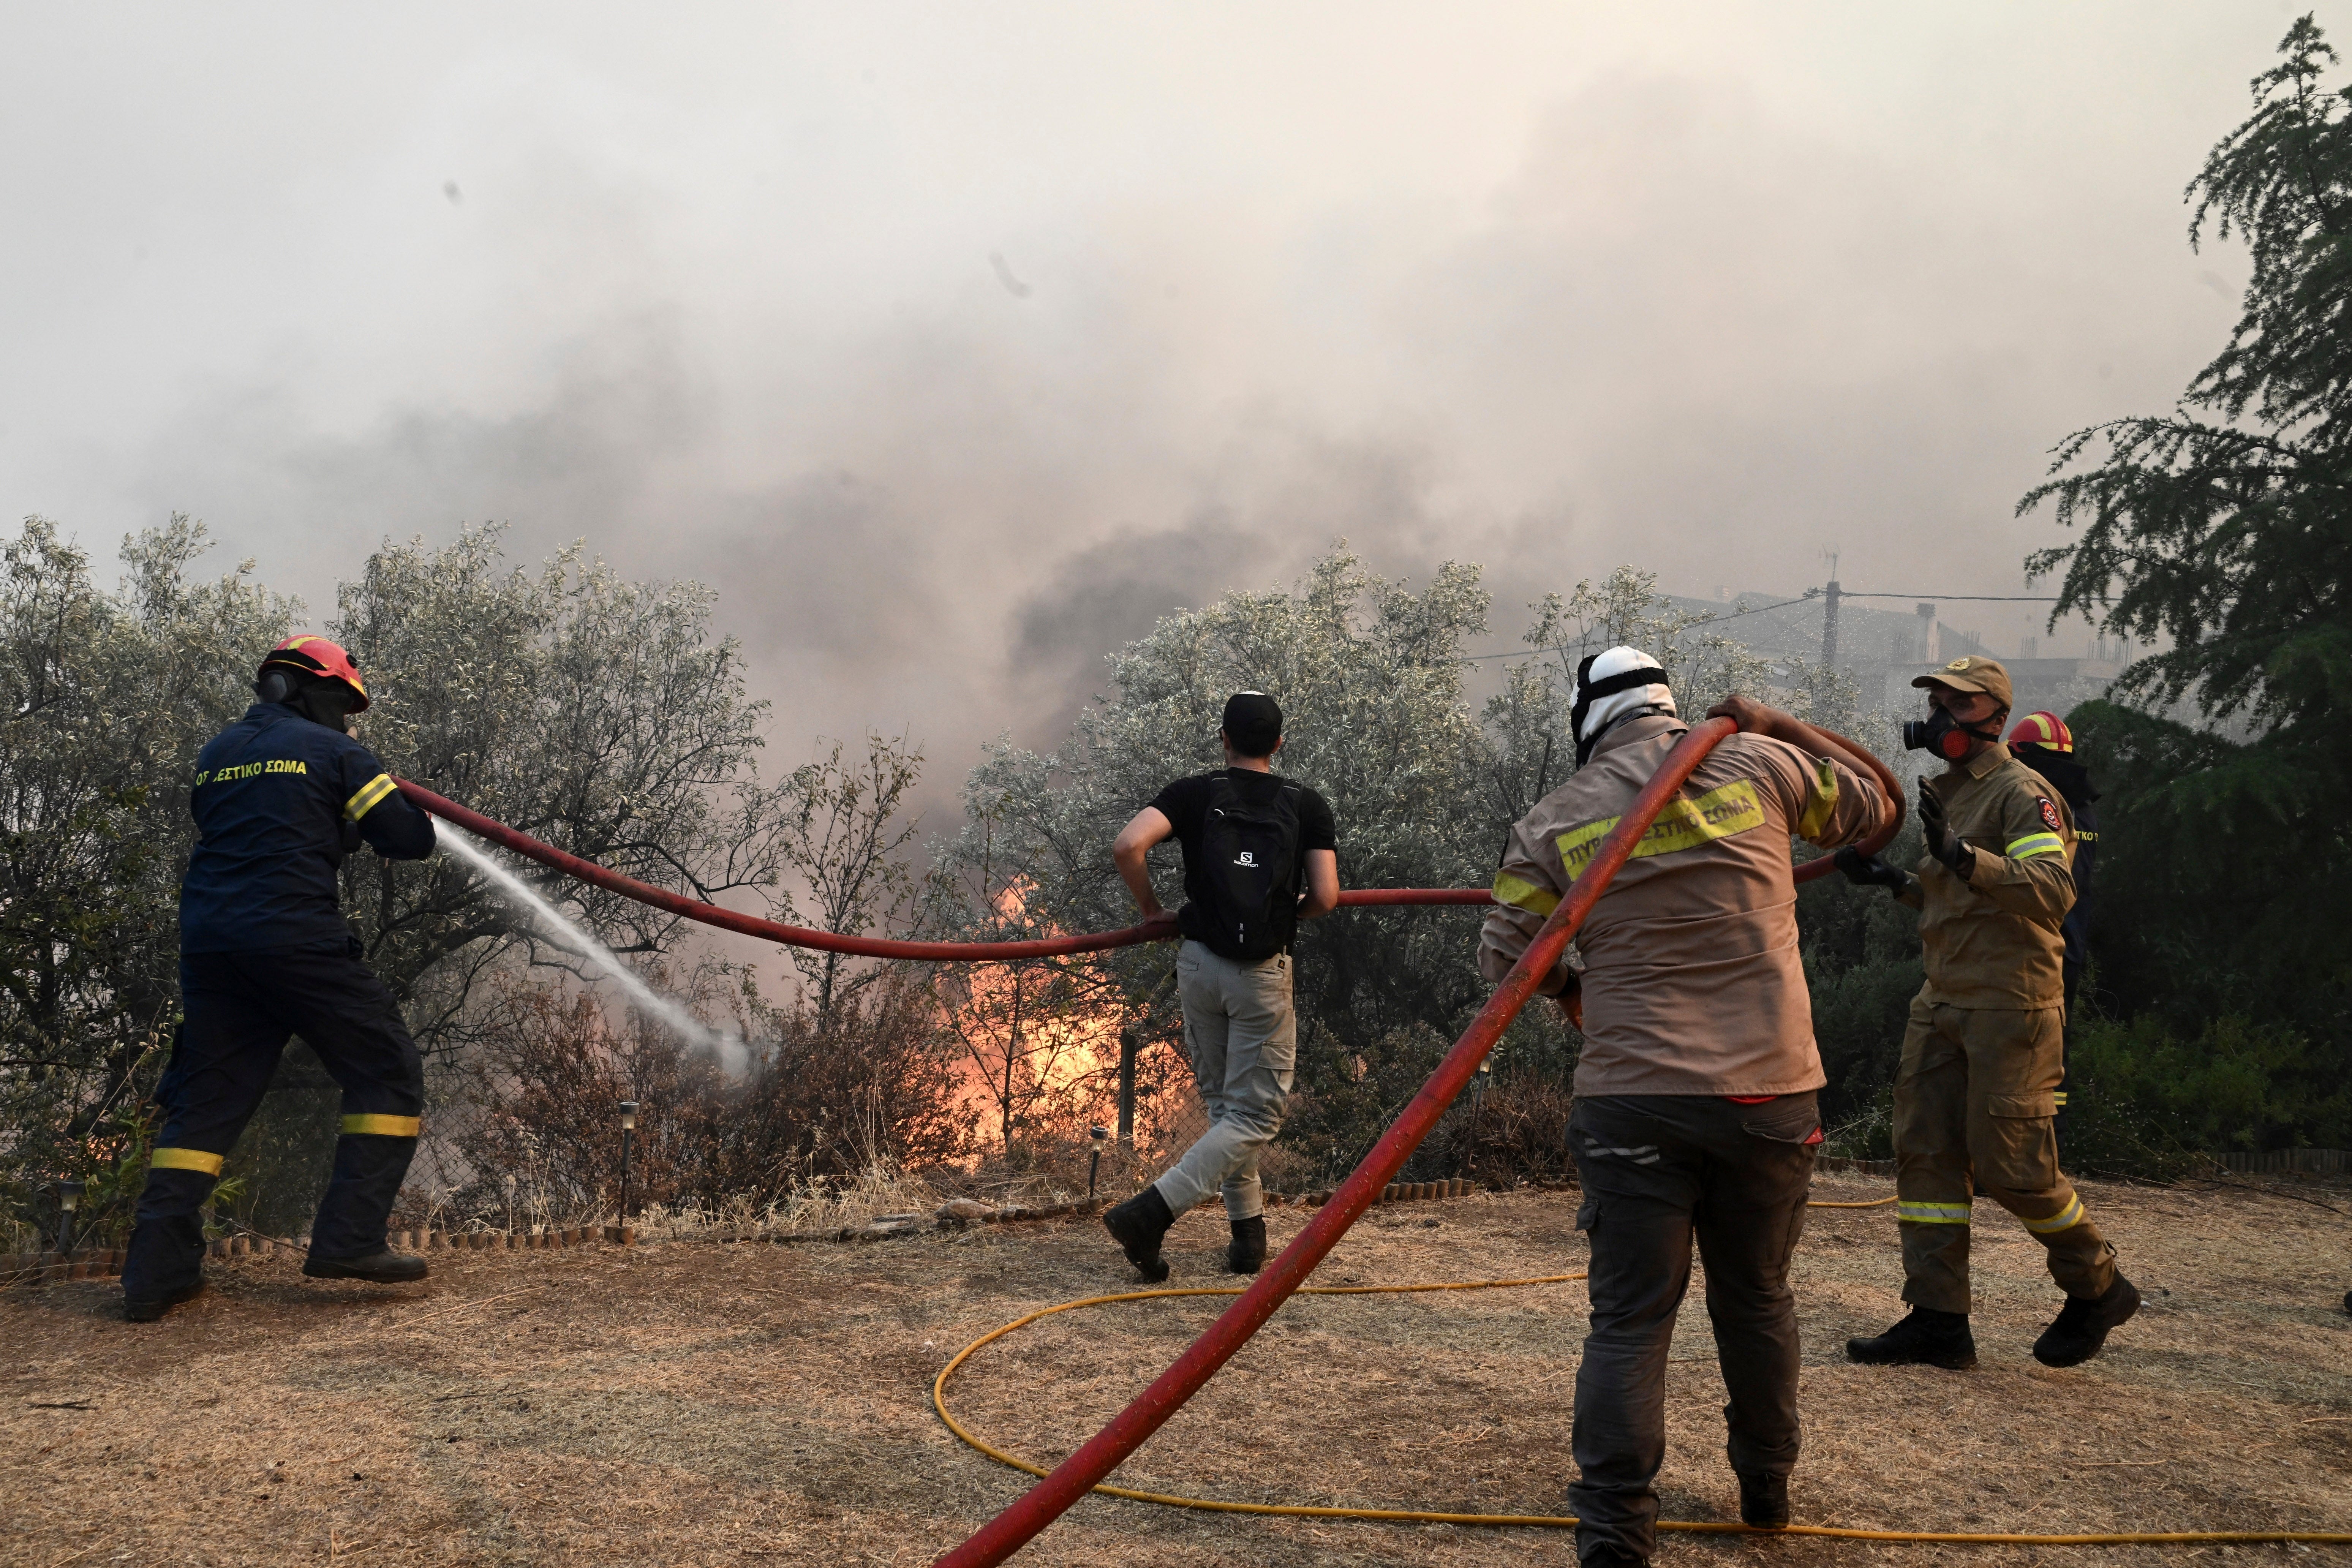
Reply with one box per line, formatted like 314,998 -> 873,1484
0,3 -> 2287,801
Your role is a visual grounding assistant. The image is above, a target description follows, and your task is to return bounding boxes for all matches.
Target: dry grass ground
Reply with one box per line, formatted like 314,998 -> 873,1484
4,1173 -> 2349,1567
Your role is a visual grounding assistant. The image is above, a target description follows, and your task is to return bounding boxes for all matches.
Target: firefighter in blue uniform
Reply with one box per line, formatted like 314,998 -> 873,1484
122,635 -> 439,1321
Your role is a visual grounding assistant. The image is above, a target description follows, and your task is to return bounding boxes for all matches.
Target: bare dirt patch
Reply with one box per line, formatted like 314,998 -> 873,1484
4,1175 -> 2348,1566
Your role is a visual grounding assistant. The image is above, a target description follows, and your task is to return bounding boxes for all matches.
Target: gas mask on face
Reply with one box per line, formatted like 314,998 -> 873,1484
1902,703 -> 2002,761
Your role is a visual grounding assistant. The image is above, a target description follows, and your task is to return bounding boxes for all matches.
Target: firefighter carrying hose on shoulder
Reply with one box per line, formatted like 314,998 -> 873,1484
1479,649 -> 1895,1566
121,636 -> 438,1322
1837,656 -> 2138,1370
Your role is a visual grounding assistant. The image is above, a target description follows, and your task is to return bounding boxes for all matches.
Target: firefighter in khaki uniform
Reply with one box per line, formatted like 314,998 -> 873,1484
1479,648 -> 1895,1566
1837,655 -> 2138,1370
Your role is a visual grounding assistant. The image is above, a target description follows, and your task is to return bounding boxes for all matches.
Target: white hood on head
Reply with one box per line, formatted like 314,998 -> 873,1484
1571,646 -> 1676,764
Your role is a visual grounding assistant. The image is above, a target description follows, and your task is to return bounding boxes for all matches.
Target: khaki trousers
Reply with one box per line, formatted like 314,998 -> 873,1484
1152,941 -> 1296,1222
1894,994 -> 2116,1314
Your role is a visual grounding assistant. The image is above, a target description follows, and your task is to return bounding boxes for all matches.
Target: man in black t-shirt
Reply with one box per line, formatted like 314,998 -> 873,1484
1103,692 -> 1339,1279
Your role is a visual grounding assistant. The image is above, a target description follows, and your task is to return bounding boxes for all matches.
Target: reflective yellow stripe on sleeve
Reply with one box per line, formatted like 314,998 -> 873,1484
340,1113 -> 422,1138
344,773 -> 398,821
1896,1200 -> 1973,1225
2020,1193 -> 2086,1234
1491,871 -> 1561,917
2004,831 -> 2066,861
151,1146 -> 226,1176
1794,756 -> 1839,839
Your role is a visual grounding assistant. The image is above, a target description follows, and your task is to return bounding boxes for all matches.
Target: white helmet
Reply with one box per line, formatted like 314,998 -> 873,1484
1571,646 -> 1675,765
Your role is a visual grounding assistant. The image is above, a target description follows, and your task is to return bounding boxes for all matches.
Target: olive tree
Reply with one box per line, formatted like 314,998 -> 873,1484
328,525 -> 806,1047
0,515 -> 293,1236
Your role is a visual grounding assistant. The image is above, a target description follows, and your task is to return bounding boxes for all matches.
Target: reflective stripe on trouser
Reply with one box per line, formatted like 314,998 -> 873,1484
125,944 -> 425,1301
1152,940 -> 1295,1222
1567,1094 -> 1819,1566
1892,994 -> 2115,1315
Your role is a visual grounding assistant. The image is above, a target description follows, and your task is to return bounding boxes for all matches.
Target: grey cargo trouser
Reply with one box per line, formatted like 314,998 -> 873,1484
1568,1093 -> 1819,1564
1151,940 -> 1295,1223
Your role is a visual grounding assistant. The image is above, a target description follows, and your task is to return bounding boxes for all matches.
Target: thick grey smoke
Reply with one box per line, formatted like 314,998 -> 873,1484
0,5 -> 2273,796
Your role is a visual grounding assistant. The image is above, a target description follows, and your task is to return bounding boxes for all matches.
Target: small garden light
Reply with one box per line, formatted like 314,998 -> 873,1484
1087,1125 -> 1109,1201
617,1101 -> 639,1238
56,1179 -> 84,1256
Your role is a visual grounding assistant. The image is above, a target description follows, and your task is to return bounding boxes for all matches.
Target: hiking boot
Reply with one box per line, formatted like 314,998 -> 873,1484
1845,1306 -> 1977,1369
1575,1536 -> 1649,1567
1225,1215 -> 1268,1275
124,1279 -> 207,1323
302,1249 -> 429,1284
1738,1472 -> 1789,1529
1102,1187 -> 1174,1282
2032,1273 -> 2140,1367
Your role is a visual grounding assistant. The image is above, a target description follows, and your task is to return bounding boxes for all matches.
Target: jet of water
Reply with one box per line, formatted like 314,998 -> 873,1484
438,825 -> 749,1075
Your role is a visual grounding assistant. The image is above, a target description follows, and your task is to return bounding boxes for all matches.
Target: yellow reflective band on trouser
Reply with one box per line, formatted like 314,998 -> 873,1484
1794,755 -> 1839,840
151,1147 -> 226,1176
344,772 -> 398,821
2053,1091 -> 2069,1107
2021,1192 -> 2086,1234
2004,831 -> 2066,861
1490,871 -> 1561,917
1897,1200 -> 1973,1225
340,1114 -> 421,1138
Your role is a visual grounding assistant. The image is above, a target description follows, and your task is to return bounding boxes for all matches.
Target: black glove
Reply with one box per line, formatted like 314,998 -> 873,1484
1834,845 -> 1910,892
1917,779 -> 1972,876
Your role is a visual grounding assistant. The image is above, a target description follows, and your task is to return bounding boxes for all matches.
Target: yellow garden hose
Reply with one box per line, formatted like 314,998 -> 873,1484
933,1265 -> 2352,1547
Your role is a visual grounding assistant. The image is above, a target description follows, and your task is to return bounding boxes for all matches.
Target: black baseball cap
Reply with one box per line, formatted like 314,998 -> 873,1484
1222,691 -> 1283,757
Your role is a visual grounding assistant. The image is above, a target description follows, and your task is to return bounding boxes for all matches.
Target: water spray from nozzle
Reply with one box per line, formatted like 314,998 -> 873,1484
437,825 -> 748,1075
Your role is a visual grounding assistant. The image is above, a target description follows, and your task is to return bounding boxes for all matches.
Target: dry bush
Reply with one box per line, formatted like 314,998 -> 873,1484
428,966 -> 974,1229
1425,1072 -> 1576,1187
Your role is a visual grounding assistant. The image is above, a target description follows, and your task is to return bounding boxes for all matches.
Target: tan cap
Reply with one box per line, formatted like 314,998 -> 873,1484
1911,654 -> 2012,711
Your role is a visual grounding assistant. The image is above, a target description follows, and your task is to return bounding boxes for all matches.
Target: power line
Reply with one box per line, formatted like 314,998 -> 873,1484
1835,591 -> 2065,602
1455,594 -> 1820,662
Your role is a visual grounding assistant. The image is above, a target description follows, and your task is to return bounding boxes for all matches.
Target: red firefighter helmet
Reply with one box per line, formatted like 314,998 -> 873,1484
259,635 -> 370,711
2008,710 -> 2071,753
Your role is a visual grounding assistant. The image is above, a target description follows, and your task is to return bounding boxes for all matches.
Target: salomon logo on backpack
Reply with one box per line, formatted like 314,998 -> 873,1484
1201,774 -> 1303,961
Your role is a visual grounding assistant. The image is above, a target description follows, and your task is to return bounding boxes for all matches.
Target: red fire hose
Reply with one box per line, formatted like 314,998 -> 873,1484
397,779 -> 1497,958
393,721 -> 1893,963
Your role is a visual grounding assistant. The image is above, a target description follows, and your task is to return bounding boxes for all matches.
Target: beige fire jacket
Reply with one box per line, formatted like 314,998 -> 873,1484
1478,714 -> 1894,1097
1898,746 -> 2076,1008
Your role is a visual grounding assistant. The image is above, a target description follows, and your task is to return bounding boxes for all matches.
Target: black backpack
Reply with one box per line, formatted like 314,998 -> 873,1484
1199,773 -> 1305,960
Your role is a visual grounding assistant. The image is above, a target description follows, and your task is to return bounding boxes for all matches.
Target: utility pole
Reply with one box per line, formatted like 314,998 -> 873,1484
1818,547 -> 1841,672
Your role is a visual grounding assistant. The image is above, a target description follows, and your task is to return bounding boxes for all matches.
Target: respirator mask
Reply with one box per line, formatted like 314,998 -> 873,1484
1902,705 -> 2001,762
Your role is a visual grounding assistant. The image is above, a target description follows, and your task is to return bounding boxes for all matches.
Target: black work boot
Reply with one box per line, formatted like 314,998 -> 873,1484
1225,1215 -> 1268,1275
1738,1472 -> 1789,1529
2032,1273 -> 2140,1367
123,1279 -> 207,1323
302,1249 -> 429,1284
1845,1305 -> 1977,1369
1102,1186 -> 1174,1282
1575,1535 -> 1649,1568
